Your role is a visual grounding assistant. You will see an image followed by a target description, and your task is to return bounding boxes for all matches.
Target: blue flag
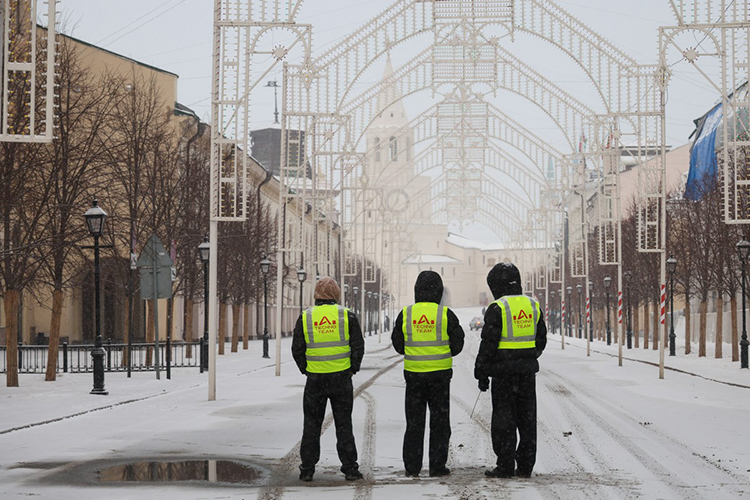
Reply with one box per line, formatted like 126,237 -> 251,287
685,103 -> 722,200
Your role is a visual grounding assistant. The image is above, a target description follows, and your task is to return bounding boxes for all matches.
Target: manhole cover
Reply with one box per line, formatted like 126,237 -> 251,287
98,460 -> 260,485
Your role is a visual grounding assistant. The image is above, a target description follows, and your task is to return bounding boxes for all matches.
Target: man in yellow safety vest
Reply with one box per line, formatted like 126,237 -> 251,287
292,277 -> 365,482
391,270 -> 465,478
475,263 -> 547,479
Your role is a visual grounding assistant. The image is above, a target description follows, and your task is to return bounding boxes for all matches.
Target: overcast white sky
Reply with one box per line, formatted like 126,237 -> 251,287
57,0 -> 720,144
55,1 -> 728,241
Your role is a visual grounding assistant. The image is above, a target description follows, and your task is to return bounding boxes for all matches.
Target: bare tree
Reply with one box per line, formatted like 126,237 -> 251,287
36,36 -> 116,381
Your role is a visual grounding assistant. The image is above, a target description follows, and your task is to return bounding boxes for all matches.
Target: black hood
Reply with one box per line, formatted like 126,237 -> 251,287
487,263 -> 523,299
414,270 -> 443,304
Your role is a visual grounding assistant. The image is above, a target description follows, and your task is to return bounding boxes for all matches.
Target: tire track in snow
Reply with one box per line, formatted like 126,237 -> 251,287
542,368 -> 713,499
354,390 -> 376,500
537,373 -> 638,499
257,357 -> 401,500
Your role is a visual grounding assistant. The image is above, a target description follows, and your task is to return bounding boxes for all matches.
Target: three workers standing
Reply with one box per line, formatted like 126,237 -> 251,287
291,263 -> 545,482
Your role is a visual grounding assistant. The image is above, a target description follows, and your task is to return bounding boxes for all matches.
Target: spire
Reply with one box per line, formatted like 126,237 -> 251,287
373,53 -> 409,128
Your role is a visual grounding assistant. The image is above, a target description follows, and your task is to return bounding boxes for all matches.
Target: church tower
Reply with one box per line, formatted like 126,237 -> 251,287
366,54 -> 431,225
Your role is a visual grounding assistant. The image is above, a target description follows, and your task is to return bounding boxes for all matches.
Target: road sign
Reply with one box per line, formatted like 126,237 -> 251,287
138,234 -> 173,300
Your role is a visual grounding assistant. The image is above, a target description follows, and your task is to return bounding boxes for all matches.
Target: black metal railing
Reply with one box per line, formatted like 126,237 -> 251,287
0,341 -> 202,374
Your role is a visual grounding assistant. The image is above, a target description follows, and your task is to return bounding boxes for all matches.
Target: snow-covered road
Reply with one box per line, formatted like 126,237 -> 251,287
1,306 -> 749,499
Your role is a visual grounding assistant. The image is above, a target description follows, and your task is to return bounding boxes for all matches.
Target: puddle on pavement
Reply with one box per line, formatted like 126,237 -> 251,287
98,460 -> 260,485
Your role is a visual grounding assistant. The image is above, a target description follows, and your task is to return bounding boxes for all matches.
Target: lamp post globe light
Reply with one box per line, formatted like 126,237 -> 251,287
198,236 -> 210,372
297,267 -> 306,318
566,286 -> 573,337
623,271 -> 633,349
604,276 -> 612,346
666,257 -> 678,356
576,284 -> 583,339
84,199 -> 108,395
344,284 -> 349,308
736,239 -> 750,368
588,282 -> 594,341
260,256 -> 271,359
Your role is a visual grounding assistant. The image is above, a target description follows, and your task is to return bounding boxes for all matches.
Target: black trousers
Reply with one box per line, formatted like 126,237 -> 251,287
403,371 -> 451,473
300,373 -> 359,473
490,372 -> 537,474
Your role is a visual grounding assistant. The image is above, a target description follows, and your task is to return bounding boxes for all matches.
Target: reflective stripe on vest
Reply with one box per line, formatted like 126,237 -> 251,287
402,303 -> 451,372
494,295 -> 539,350
302,305 -> 351,373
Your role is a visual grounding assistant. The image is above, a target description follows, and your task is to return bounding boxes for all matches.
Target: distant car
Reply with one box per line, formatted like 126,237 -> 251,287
469,317 -> 484,331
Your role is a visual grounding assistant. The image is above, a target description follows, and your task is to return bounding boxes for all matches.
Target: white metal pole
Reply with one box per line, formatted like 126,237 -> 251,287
208,219 -> 218,400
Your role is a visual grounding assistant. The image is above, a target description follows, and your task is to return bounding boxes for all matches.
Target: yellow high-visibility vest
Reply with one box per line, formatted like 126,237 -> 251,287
493,295 -> 540,350
402,302 -> 451,372
302,304 -> 351,373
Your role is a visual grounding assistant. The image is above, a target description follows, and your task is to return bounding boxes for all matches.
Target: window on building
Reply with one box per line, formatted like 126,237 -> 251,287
406,137 -> 412,161
374,137 -> 381,163
389,136 -> 398,161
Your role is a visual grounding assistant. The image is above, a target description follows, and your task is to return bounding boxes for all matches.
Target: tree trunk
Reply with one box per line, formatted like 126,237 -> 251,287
715,294 -> 723,359
231,303 -> 240,353
685,298 -> 692,355
243,303 -> 249,350
633,303 -> 640,348
185,298 -> 194,358
44,289 -> 64,381
699,300 -> 707,357
121,295 -> 130,367
219,302 -> 226,355
653,298 -> 659,350
643,301 -> 650,349
146,301 -> 155,366
731,294 -> 739,362
5,290 -> 19,387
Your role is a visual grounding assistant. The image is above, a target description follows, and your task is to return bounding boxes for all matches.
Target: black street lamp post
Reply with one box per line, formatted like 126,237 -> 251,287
736,240 -> 750,368
367,291 -> 373,336
198,236 -> 210,372
666,257 -> 677,356
260,257 -> 271,359
353,286 -> 359,317
84,199 -> 108,395
566,286 -> 572,337
604,276 -> 612,346
550,291 -> 556,335
624,271 -> 633,349
577,284 -> 583,339
344,284 -> 349,308
297,268 -> 306,318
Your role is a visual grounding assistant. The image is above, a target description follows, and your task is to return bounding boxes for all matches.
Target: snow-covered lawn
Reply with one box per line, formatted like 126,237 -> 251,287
1,306 -> 749,499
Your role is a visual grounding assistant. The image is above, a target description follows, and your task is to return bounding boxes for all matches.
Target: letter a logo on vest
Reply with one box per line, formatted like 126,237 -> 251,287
416,314 -> 435,325
513,309 -> 533,328
319,316 -> 333,326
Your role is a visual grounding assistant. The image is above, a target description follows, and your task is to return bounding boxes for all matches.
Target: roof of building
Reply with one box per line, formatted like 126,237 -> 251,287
59,31 -> 179,78
403,254 -> 463,265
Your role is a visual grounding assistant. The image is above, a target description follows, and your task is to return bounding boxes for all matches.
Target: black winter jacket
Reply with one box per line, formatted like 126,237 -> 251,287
391,270 -> 465,380
291,299 -> 365,378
